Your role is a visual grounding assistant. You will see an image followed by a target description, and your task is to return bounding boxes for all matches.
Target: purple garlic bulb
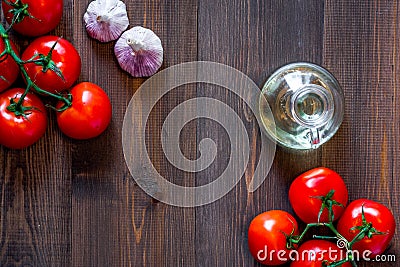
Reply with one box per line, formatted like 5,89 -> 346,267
84,0 -> 129,42
114,26 -> 164,77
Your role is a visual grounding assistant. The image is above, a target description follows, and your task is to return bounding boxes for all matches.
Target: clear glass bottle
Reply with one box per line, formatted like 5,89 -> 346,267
260,62 -> 344,150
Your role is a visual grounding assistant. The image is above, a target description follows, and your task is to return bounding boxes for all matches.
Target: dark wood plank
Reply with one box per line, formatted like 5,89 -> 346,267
0,146 -> 72,267
196,0 -> 324,266
71,0 -> 197,266
322,1 -> 399,266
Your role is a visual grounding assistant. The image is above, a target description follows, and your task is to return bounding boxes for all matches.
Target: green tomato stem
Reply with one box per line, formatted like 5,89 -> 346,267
0,50 -> 7,58
325,222 -> 346,241
288,202 -> 386,267
347,224 -> 371,249
291,222 -> 346,245
0,24 -> 72,113
291,223 -> 322,244
3,0 -> 32,29
290,221 -> 358,267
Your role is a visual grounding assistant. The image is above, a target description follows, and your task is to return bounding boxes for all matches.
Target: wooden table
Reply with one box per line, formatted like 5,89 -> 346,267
1,0 -> 398,266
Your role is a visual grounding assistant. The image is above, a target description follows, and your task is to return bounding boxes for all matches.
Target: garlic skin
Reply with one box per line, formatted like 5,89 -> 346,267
114,26 -> 163,77
84,0 -> 129,42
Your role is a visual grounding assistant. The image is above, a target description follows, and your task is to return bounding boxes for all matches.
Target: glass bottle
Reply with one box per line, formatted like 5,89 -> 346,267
260,62 -> 344,150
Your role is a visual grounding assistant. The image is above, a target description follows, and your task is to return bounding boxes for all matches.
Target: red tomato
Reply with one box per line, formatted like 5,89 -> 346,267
22,36 -> 81,94
290,240 -> 351,267
289,167 -> 348,223
0,39 -> 20,92
0,88 -> 47,149
248,210 -> 299,266
56,82 -> 112,140
2,0 -> 63,37
337,199 -> 396,258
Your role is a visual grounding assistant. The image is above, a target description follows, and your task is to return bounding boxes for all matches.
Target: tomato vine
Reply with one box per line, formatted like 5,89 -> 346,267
287,192 -> 388,267
0,23 -> 72,114
248,168 -> 395,267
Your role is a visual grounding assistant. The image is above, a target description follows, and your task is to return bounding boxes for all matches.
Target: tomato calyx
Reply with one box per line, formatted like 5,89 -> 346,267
312,189 -> 344,222
348,205 -> 387,245
6,96 -> 39,119
3,0 -> 37,28
25,39 -> 65,81
280,222 -> 298,249
47,92 -> 73,112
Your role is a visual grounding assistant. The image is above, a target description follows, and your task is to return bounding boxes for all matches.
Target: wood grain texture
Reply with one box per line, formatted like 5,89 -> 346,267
0,0 -> 398,266
70,0 -> 197,267
322,0 -> 399,265
196,1 -> 326,266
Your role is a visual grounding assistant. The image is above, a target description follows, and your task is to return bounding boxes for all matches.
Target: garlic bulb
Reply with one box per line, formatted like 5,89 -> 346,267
114,26 -> 163,77
84,0 -> 129,42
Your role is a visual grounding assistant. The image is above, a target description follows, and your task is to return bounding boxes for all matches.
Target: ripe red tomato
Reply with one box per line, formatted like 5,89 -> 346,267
337,199 -> 396,258
289,167 -> 348,223
2,0 -> 63,37
248,210 -> 299,266
56,82 -> 112,140
0,88 -> 47,149
0,39 -> 20,92
290,240 -> 351,267
22,36 -> 81,94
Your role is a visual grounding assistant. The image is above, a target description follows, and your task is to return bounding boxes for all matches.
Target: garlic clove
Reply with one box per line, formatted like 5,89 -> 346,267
84,0 -> 129,42
114,26 -> 163,77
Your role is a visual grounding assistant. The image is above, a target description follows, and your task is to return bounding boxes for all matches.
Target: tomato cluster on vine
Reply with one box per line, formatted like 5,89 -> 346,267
248,167 -> 396,266
0,0 -> 112,149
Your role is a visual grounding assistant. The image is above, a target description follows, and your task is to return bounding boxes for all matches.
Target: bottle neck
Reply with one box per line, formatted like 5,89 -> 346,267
289,84 -> 334,129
